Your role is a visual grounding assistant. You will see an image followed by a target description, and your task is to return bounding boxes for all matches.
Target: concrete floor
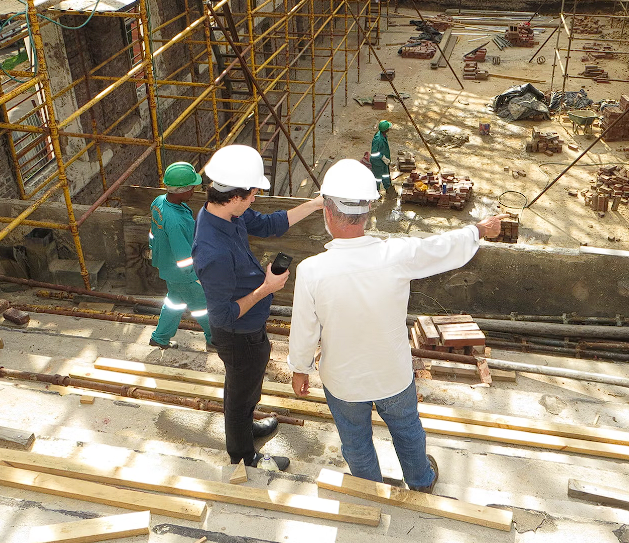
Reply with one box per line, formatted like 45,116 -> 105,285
295,7 -> 629,251
1,304 -> 629,542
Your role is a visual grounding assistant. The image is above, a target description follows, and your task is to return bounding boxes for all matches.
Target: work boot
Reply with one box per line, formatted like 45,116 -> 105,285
247,451 -> 290,471
408,454 -> 439,494
252,416 -> 278,438
149,338 -> 179,349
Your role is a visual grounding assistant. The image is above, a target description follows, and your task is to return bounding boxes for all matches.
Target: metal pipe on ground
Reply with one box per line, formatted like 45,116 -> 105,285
485,338 -> 629,362
474,318 -> 629,340
0,367 -> 303,426
408,347 -> 629,388
471,313 -> 628,326
0,275 -> 162,308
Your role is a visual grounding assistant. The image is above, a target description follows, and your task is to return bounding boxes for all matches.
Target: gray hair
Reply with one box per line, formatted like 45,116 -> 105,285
324,197 -> 370,226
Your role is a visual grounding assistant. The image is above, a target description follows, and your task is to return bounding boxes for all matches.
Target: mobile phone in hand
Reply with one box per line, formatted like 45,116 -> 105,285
271,252 -> 293,275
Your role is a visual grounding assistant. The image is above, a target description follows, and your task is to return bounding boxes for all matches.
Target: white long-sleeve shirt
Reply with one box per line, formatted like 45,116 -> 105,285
287,226 -> 480,402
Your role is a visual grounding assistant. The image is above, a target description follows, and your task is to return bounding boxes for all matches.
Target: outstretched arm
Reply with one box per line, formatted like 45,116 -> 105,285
476,214 -> 510,239
286,195 -> 324,226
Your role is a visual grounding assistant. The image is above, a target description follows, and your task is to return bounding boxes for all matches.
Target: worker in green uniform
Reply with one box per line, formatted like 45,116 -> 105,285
370,120 -> 392,192
148,162 -> 212,350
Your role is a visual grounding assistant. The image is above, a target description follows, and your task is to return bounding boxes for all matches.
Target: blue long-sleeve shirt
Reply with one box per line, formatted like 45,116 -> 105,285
192,206 -> 289,332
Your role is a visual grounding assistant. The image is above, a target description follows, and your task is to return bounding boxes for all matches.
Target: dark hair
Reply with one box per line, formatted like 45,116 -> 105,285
323,197 -> 370,226
206,186 -> 254,204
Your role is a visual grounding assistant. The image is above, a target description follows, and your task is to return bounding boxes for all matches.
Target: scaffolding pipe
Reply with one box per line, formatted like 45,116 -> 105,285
0,367 -> 303,426
475,318 -> 629,340
207,1 -> 321,188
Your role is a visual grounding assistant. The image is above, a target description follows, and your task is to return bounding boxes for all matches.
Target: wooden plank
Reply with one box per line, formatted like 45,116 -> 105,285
229,460 -> 247,485
416,316 -> 439,345
409,325 -> 421,349
436,323 -> 481,334
441,331 -> 486,347
430,28 -> 453,68
0,426 -> 35,450
317,469 -> 512,531
76,302 -> 115,312
0,450 -> 381,527
0,464 -> 206,521
430,315 -> 474,325
568,479 -> 629,510
438,34 -> 459,68
93,358 -> 328,402
415,403 -> 629,446
76,366 -> 629,452
29,511 -> 150,543
79,396 -> 95,405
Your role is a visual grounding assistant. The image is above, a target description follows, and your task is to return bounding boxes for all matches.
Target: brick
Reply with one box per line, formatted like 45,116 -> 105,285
3,308 -> 29,325
416,316 -> 439,345
430,314 -> 474,325
441,330 -> 486,347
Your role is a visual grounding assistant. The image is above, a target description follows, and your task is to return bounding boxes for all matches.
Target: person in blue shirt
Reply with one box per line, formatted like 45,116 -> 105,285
149,162 -> 212,350
192,145 -> 323,471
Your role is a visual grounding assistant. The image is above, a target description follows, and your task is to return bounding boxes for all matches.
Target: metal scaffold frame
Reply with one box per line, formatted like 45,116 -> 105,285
550,0 -> 629,97
0,0 -> 383,289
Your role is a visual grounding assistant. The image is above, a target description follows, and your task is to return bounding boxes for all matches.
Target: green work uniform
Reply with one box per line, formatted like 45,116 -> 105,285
149,194 -> 211,346
369,130 -> 391,189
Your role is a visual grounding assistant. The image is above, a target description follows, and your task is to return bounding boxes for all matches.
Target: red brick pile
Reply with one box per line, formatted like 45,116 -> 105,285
601,95 -> 629,141
401,171 -> 473,210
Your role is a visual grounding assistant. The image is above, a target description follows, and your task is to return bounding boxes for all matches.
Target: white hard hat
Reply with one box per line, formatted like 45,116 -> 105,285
204,145 -> 270,191
320,159 -> 379,214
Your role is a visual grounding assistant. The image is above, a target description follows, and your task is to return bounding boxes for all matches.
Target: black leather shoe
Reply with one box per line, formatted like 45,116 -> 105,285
149,338 -> 178,349
248,451 -> 290,471
252,417 -> 279,438
408,454 -> 439,494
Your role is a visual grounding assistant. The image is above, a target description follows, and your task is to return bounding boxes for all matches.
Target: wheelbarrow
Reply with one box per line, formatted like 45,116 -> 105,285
567,110 -> 598,135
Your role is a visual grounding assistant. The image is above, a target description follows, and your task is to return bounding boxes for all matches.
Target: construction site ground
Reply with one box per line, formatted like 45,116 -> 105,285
296,8 -> 629,251
2,7 -> 629,543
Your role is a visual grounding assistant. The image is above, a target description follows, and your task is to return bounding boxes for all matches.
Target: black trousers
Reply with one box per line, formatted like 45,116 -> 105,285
210,325 -> 271,464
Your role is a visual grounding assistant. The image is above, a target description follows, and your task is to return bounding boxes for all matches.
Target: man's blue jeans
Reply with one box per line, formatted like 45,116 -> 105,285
324,380 -> 435,489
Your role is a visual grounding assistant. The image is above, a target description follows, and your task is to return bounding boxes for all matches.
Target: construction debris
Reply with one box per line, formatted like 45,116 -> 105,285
582,42 -> 616,60
463,61 -> 489,80
580,64 -> 610,82
372,94 -> 387,110
401,171 -> 473,210
504,22 -> 537,47
571,16 -> 603,34
485,216 -> 520,243
525,127 -> 563,154
601,95 -> 629,141
583,165 -> 629,214
397,151 -> 416,172
0,426 -> 35,451
380,69 -> 395,81
399,40 -> 437,59
2,307 -> 30,325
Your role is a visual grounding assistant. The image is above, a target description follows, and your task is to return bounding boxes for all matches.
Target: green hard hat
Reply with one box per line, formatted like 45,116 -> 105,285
163,162 -> 202,187
378,120 -> 392,132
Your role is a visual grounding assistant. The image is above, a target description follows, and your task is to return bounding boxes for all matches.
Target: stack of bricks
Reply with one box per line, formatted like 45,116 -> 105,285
401,171 -> 473,210
601,95 -> 629,142
400,40 -> 437,59
572,16 -> 603,34
425,14 -> 453,32
485,216 -> 519,243
583,165 -> 629,213
580,65 -> 609,82
504,22 -> 537,47
463,47 -> 487,62
413,315 -> 485,356
397,151 -> 416,172
462,61 -> 488,80
525,127 -> 563,155
582,43 -> 616,60
372,94 -> 387,110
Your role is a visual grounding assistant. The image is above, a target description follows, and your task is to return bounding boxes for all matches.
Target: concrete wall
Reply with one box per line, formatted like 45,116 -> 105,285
0,199 -> 125,285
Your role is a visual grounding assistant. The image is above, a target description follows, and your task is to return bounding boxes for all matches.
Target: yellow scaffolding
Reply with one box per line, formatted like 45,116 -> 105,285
0,0 -> 382,288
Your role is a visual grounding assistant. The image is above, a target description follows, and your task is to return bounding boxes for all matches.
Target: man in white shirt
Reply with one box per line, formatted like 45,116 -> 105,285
287,159 -> 505,492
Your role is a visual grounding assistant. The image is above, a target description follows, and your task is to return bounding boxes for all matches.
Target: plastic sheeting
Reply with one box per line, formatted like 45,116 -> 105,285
491,84 -> 550,122
548,89 -> 593,111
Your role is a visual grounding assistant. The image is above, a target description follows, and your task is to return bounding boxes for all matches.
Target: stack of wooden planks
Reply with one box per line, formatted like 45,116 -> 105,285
412,314 -> 486,354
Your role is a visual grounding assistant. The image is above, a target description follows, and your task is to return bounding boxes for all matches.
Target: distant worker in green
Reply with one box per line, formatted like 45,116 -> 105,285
370,119 -> 392,193
148,162 -> 212,350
